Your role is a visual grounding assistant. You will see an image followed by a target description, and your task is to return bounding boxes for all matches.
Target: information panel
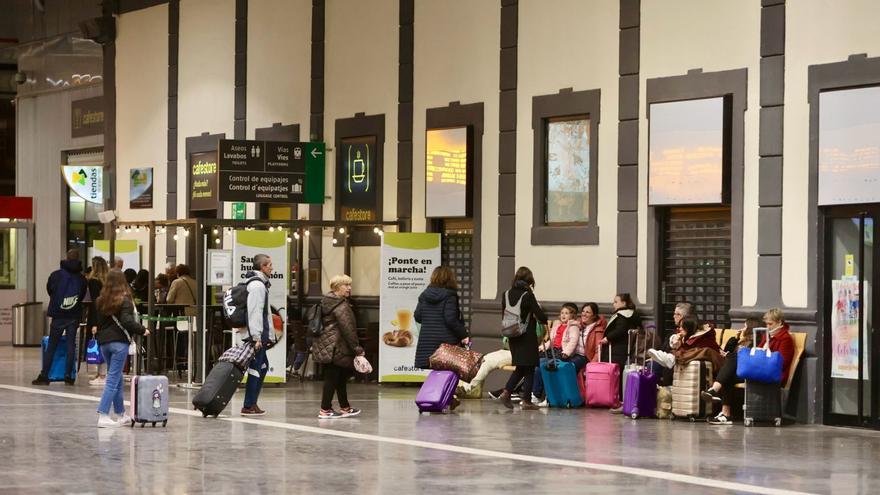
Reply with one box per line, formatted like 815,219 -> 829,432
218,139 -> 325,204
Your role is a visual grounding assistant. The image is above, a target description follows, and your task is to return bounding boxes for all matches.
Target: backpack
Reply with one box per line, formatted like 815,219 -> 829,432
222,277 -> 266,328
49,269 -> 85,318
501,290 -> 529,338
305,300 -> 343,338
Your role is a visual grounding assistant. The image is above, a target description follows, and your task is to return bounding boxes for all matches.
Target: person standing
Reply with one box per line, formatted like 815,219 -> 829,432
240,254 -> 274,416
33,249 -> 87,385
166,264 -> 197,316
312,274 -> 363,419
498,266 -> 548,410
413,266 -> 469,410
86,256 -> 109,386
94,270 -> 149,427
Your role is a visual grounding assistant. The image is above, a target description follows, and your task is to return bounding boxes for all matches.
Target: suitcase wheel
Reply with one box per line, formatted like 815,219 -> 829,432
689,416 -> 696,422
140,422 -> 145,428
129,421 -> 135,428
744,417 -> 753,427
163,420 -> 168,427
631,412 -> 639,420
152,422 -> 156,427
202,411 -> 208,418
774,418 -> 782,427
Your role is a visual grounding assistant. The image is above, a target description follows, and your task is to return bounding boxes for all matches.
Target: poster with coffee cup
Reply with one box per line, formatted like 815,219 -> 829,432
379,232 -> 441,382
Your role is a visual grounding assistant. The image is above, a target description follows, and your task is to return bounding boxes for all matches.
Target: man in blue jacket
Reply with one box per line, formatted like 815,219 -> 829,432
33,249 -> 87,385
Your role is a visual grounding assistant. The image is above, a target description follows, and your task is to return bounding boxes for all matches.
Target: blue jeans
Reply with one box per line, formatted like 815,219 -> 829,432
243,347 -> 268,408
42,318 -> 78,378
97,341 -> 129,415
533,353 -> 588,398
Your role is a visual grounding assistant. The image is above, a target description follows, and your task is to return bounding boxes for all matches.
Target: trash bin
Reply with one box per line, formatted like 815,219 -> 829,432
12,302 -> 45,347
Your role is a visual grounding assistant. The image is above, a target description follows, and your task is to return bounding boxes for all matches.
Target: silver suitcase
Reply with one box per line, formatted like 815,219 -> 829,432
130,375 -> 169,427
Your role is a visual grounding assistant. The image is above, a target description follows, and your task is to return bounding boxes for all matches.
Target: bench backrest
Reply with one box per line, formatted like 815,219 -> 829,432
785,332 -> 807,391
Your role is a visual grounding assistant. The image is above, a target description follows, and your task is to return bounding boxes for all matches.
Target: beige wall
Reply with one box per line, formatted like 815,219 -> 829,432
115,5 -> 169,272
246,0 -> 312,223
413,0 -> 500,300
515,0 -> 619,303
640,0 -> 761,306
322,0 -> 399,295
783,0 -> 880,308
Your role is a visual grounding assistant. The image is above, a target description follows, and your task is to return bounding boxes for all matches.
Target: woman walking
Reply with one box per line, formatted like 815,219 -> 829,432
312,275 -> 363,419
499,266 -> 548,410
94,270 -> 149,427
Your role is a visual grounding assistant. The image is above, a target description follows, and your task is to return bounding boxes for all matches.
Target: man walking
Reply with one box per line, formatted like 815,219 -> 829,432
33,249 -> 87,385
241,254 -> 274,416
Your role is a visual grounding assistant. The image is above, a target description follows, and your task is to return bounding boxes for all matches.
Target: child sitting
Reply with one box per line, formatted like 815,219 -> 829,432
531,302 -> 583,406
648,315 -> 720,368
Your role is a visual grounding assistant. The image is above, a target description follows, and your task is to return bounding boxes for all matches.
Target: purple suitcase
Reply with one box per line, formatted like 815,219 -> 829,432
622,328 -> 658,419
622,368 -> 659,419
415,370 -> 459,413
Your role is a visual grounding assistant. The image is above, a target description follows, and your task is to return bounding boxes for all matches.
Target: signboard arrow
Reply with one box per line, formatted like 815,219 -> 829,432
310,147 -> 322,159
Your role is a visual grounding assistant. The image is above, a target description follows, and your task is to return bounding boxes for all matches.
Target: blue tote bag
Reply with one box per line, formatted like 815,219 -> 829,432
736,327 -> 782,383
86,339 -> 104,365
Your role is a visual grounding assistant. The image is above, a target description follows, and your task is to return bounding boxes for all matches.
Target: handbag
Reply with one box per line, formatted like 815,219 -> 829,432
428,343 -> 484,383
111,313 -> 143,356
736,327 -> 783,383
218,342 -> 256,372
353,355 -> 373,374
86,339 -> 104,365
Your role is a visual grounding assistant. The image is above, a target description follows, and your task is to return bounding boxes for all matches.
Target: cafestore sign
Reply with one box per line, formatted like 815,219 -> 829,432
62,165 -> 104,204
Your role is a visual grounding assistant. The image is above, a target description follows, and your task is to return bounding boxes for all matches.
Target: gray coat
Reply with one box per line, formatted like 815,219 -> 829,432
311,293 -> 362,369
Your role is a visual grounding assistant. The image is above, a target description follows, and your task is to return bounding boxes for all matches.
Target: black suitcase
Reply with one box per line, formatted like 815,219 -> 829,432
743,380 -> 782,426
192,361 -> 243,417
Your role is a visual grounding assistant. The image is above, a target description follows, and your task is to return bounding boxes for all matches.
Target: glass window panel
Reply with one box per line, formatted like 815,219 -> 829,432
545,116 -> 590,224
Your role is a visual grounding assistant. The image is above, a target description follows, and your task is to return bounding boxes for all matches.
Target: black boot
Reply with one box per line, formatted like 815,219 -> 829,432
499,390 -> 514,409
32,374 -> 49,385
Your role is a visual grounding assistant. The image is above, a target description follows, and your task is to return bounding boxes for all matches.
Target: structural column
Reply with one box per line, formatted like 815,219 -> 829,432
234,0 -> 247,140
757,0 -> 785,306
397,0 -> 414,232
497,0 -> 517,296
166,0 -> 180,258
616,0 -> 640,297
308,0 -> 325,296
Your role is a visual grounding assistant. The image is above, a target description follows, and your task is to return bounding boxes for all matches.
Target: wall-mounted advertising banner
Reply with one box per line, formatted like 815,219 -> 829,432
426,127 -> 470,218
62,165 -> 103,204
232,230 -> 288,384
71,96 -> 104,138
218,139 -> 325,205
379,232 -> 441,382
830,278 -> 870,379
91,240 -> 140,270
190,151 -> 219,211
338,136 -> 378,221
648,96 -> 730,205
129,167 -> 153,209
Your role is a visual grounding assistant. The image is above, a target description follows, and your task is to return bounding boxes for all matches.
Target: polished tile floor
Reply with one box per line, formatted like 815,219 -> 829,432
0,346 -> 877,494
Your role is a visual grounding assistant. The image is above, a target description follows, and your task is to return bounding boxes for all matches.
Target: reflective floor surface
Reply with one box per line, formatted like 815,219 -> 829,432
0,346 -> 877,494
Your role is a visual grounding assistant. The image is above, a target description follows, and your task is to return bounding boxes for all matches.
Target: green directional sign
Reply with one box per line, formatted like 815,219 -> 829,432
304,142 -> 325,204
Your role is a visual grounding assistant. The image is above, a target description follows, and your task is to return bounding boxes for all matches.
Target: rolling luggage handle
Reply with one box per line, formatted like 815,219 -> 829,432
626,328 -> 648,369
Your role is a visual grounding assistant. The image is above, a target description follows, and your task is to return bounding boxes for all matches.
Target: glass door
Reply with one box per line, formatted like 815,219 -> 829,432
825,208 -> 879,427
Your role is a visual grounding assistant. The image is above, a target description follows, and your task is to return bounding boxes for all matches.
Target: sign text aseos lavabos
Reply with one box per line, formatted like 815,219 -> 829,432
218,139 -> 325,204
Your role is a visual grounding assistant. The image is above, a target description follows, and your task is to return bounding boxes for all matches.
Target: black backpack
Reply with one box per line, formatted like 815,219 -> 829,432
222,277 -> 266,328
305,300 -> 343,338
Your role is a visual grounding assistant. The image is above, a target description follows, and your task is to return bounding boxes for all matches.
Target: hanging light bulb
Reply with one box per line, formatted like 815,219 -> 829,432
373,227 -> 379,234
378,230 -> 384,237
286,236 -> 292,243
115,227 -> 120,233
304,230 -> 310,236
135,225 -> 141,233
183,229 -> 190,237
268,226 -> 275,232
332,238 -> 338,245
293,232 -> 300,240
173,234 -> 179,241
125,225 -> 131,232
338,227 -> 345,234
214,238 -> 221,245
213,228 -> 219,235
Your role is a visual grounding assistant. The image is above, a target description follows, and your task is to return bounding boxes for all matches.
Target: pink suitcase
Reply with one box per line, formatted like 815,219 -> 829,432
415,370 -> 459,413
585,344 -> 621,408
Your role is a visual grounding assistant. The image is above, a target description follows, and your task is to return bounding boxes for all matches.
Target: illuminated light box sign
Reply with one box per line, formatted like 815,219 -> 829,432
218,139 -> 325,205
425,127 -> 471,218
648,97 -> 730,206
338,136 -> 378,221
129,167 -> 153,209
62,165 -> 104,204
819,86 -> 880,205
190,151 -> 219,211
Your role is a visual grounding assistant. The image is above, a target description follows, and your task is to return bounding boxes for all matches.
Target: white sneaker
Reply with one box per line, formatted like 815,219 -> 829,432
537,399 -> 549,408
647,349 -> 676,369
117,415 -> 133,426
89,376 -> 106,386
532,394 -> 541,404
97,414 -> 120,428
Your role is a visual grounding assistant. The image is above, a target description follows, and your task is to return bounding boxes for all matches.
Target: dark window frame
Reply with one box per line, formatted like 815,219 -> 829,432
531,88 -> 600,245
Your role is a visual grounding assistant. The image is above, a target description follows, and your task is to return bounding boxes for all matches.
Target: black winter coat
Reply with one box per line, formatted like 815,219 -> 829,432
503,285 -> 547,367
95,298 -> 147,345
413,286 -> 467,369
601,308 -> 641,363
